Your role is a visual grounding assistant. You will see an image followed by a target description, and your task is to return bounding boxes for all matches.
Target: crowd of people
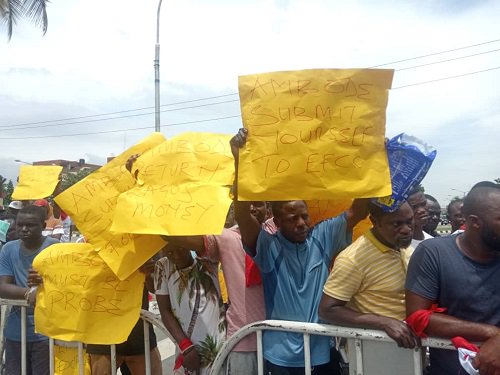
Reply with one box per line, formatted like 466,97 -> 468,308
0,128 -> 499,375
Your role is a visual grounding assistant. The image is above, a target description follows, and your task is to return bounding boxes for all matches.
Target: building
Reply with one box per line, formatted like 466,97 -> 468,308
32,159 -> 101,182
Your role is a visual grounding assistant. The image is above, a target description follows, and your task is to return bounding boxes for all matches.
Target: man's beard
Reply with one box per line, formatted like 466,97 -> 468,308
481,223 -> 500,251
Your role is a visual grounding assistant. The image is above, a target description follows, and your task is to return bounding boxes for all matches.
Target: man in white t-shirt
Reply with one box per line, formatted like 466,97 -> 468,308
408,187 -> 433,248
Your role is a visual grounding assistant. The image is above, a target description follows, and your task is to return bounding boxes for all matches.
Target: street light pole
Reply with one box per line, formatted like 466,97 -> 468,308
154,0 -> 163,132
14,159 -> 32,165
450,188 -> 467,197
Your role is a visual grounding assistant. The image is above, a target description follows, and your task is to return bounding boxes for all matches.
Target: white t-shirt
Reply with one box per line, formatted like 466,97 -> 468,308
411,231 -> 433,249
154,257 -> 226,375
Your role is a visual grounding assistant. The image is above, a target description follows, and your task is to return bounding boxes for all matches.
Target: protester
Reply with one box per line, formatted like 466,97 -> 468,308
0,205 -> 58,375
231,128 -> 369,374
408,187 -> 432,248
423,194 -> 441,237
33,199 -> 64,240
164,202 -> 267,375
7,200 -> 23,216
155,243 -> 226,375
319,201 -> 418,373
0,212 -> 18,251
86,259 -> 162,375
406,181 -> 500,375
447,198 -> 465,233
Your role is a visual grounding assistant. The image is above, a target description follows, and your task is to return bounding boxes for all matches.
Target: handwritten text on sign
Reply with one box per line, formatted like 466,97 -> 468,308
111,132 -> 234,236
54,133 -> 166,280
237,69 -> 394,200
54,345 -> 91,375
33,243 -> 145,344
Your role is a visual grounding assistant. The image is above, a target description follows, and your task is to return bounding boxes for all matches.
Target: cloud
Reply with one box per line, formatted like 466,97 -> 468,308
1,0 -> 500,207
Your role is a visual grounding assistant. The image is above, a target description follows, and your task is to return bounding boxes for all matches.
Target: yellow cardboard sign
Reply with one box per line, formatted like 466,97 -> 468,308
12,165 -> 63,200
33,243 -> 145,344
306,199 -> 372,240
111,132 -> 234,236
54,133 -> 166,280
54,345 -> 91,375
238,69 -> 394,200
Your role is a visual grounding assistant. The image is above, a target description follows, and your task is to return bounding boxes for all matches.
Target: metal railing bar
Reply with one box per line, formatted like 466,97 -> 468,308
111,344 -> 117,374
303,333 -> 311,375
257,330 -> 263,375
78,342 -> 84,375
21,306 -> 27,375
49,338 -> 54,374
144,319 -> 151,375
354,338 -> 363,375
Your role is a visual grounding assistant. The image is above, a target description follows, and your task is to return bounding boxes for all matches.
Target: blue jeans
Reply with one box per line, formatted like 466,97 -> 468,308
4,338 -> 50,375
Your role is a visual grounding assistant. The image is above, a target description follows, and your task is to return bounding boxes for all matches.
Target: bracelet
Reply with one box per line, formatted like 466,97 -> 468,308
23,288 -> 31,301
182,344 -> 195,355
178,338 -> 193,352
24,286 -> 37,302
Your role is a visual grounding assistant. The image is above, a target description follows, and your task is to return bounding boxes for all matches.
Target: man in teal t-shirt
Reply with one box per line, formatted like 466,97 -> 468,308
0,205 -> 58,375
231,128 -> 369,374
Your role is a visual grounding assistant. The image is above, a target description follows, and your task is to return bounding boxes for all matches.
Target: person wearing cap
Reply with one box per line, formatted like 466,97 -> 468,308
33,199 -> 64,240
7,201 -> 23,217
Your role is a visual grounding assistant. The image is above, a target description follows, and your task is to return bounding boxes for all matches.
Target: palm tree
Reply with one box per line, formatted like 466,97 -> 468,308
0,0 -> 48,40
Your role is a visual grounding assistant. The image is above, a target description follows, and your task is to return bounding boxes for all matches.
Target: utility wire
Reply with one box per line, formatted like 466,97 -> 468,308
2,38 -> 500,129
369,38 -> 500,68
3,64 -> 500,140
395,48 -> 500,72
0,115 -> 241,140
392,65 -> 500,89
1,93 -> 238,128
0,99 -> 240,131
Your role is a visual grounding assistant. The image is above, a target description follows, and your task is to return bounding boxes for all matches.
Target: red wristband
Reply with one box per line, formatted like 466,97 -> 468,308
179,338 -> 193,352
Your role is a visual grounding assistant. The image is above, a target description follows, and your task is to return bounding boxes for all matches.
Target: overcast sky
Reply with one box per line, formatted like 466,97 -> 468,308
1,0 -> 499,206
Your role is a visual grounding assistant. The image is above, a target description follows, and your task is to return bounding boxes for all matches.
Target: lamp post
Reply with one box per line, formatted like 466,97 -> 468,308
450,188 -> 467,197
154,0 -> 163,132
14,159 -> 32,165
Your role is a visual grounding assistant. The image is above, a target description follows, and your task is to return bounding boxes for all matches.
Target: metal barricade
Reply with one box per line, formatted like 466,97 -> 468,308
0,297 -> 466,375
0,298 -> 172,375
210,319 -> 459,375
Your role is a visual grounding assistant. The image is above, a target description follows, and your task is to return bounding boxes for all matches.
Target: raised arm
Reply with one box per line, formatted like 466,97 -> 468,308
230,128 -> 261,256
161,235 -> 205,255
344,198 -> 370,232
406,290 -> 500,342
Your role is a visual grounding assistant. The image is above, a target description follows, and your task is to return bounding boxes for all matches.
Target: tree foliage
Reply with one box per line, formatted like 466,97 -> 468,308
60,169 -> 93,191
1,177 -> 14,206
0,0 -> 48,40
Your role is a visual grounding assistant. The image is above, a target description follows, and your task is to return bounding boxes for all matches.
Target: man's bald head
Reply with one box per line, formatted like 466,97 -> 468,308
463,181 -> 500,217
463,181 -> 500,252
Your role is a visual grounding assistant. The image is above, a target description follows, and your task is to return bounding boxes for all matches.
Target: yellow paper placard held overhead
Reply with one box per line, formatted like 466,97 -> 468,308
237,69 -> 394,201
33,243 -> 145,344
111,132 -> 234,236
306,199 -> 372,241
55,133 -> 166,280
12,165 -> 63,200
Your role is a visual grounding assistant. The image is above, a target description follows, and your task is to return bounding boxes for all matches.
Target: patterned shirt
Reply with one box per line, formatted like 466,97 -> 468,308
155,256 -> 226,375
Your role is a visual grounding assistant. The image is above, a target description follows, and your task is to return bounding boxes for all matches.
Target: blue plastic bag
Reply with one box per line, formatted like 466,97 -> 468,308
373,133 -> 436,212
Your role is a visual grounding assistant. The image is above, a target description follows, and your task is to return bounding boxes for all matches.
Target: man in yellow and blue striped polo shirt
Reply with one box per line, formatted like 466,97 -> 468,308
319,201 -> 419,347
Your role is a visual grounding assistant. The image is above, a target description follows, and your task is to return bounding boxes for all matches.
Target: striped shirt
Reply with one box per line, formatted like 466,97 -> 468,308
323,230 -> 414,320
